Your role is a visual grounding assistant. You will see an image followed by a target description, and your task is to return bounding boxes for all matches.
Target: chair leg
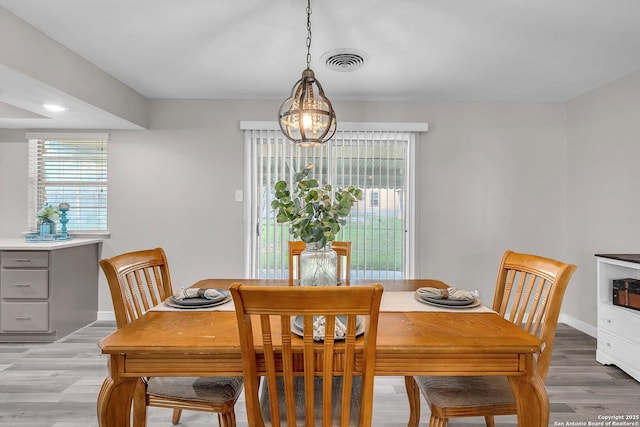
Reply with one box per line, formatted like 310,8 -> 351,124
171,408 -> 182,424
404,376 -> 421,427
429,413 -> 448,427
132,378 -> 148,427
484,415 -> 496,427
219,411 -> 237,427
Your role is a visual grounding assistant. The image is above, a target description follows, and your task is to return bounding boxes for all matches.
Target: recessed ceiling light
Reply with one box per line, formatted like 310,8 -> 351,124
43,104 -> 69,113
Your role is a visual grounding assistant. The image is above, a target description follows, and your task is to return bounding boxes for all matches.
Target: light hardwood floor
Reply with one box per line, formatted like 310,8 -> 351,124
0,322 -> 638,427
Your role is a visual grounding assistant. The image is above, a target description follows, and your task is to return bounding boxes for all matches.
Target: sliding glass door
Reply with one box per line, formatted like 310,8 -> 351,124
243,124 -> 418,281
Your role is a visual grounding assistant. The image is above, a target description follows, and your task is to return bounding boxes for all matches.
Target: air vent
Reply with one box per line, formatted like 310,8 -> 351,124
321,49 -> 369,72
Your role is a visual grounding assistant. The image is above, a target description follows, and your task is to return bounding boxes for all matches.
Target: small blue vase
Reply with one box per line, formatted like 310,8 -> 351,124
39,223 -> 51,236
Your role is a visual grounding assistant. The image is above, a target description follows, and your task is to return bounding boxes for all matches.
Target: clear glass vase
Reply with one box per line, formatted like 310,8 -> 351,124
300,241 -> 338,286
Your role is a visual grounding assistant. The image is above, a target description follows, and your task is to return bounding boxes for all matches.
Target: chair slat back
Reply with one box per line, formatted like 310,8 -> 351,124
231,283 -> 383,427
288,241 -> 352,285
492,250 -> 576,379
99,248 -> 173,329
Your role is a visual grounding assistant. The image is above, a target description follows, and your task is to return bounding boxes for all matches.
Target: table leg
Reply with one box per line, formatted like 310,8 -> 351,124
509,354 -> 549,427
404,376 -> 421,427
97,355 -> 137,427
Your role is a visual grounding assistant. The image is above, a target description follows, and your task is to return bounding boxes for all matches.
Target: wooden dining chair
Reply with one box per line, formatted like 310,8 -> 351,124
405,250 -> 576,427
288,240 -> 352,285
99,247 -> 243,427
230,282 -> 383,426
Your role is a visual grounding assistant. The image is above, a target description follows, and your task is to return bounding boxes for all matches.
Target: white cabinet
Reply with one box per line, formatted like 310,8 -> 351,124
596,254 -> 640,382
0,240 -> 101,342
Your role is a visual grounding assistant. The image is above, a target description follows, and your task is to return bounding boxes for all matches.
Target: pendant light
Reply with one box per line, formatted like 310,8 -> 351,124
278,0 -> 337,147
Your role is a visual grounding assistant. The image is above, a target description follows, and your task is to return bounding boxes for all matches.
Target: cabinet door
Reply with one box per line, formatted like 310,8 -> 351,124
1,270 -> 48,298
1,302 -> 49,331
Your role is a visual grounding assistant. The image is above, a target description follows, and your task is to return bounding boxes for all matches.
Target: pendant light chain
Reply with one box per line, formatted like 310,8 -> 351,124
306,0 -> 312,69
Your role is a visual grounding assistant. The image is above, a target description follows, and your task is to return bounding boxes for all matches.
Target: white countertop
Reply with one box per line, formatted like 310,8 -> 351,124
0,237 -> 103,250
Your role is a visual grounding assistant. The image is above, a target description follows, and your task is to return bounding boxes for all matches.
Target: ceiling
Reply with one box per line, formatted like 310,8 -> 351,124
2,0 -> 640,129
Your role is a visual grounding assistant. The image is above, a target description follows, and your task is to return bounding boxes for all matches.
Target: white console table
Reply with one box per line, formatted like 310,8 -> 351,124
595,254 -> 640,382
0,238 -> 102,342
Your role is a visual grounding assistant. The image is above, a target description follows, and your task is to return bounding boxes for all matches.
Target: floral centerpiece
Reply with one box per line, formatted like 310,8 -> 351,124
271,163 -> 362,285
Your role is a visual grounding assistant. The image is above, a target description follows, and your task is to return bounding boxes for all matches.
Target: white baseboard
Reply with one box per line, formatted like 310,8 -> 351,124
558,313 -> 597,337
97,311 -> 116,321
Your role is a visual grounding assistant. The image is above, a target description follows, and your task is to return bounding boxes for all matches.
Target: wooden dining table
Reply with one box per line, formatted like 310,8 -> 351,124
97,278 -> 548,427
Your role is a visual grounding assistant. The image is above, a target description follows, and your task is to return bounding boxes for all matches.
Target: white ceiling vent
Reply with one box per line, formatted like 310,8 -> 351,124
321,49 -> 369,72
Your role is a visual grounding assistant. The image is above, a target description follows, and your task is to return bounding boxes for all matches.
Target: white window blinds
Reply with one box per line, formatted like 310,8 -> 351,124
27,132 -> 109,232
242,122 -> 426,281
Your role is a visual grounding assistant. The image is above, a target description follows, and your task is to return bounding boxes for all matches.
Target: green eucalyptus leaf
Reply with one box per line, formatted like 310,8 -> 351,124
276,213 -> 289,223
270,164 -> 362,245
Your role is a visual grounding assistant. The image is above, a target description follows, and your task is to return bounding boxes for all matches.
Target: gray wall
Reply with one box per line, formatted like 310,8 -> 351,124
2,67 -> 639,330
1,98 -> 574,324
0,130 -> 29,236
564,69 -> 640,329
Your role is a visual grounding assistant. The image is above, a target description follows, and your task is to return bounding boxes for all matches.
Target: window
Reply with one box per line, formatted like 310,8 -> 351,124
241,122 -> 427,281
371,190 -> 380,207
27,132 -> 109,233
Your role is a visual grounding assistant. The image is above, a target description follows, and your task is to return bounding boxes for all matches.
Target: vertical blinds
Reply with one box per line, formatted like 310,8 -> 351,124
27,133 -> 108,232
243,126 -> 416,281
334,130 -> 413,280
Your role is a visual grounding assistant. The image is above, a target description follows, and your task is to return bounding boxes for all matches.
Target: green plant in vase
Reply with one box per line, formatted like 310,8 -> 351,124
37,203 -> 61,235
271,163 -> 362,285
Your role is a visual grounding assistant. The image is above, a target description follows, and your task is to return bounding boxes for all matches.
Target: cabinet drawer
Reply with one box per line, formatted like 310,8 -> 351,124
1,251 -> 48,268
1,270 -> 48,299
597,329 -> 640,369
1,302 -> 49,331
598,303 -> 640,339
